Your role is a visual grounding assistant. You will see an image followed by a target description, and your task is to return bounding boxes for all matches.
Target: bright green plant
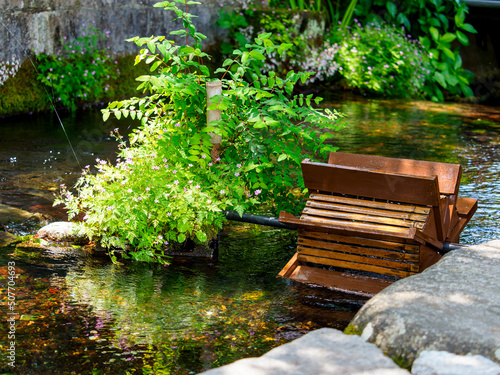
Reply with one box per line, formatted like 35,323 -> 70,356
352,0 -> 477,101
37,26 -> 118,111
217,9 -> 337,82
56,0 -> 344,263
331,22 -> 431,97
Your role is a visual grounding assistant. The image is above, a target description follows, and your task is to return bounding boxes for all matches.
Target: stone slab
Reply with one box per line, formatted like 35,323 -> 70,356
198,328 -> 410,375
412,350 -> 500,375
350,240 -> 500,367
0,203 -> 42,225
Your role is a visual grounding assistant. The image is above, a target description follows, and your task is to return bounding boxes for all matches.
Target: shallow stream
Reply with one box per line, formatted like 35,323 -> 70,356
1,96 -> 500,374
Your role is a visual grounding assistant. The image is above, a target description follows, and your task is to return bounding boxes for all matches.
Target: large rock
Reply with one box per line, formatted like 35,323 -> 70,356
36,221 -> 88,244
0,203 -> 43,225
412,350 -> 500,375
199,328 -> 410,375
349,240 -> 500,368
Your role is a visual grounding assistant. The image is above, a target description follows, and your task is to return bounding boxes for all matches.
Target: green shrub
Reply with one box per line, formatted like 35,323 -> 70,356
56,0 -> 344,263
36,25 -> 118,112
217,9 -> 339,83
331,22 -> 431,98
352,0 -> 477,101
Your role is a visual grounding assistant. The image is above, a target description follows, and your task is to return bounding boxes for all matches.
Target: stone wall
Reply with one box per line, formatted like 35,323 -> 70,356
0,0 -> 234,61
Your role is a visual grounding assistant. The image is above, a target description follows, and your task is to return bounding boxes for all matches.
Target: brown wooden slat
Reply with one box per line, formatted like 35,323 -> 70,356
288,265 -> 393,296
310,194 -> 431,215
302,160 -> 441,207
306,200 -> 429,222
298,246 -> 420,272
456,197 -> 478,219
279,211 -> 418,241
302,207 -> 426,229
297,253 -> 416,278
278,252 -> 299,278
328,152 -> 462,195
298,229 -> 421,252
300,214 -> 414,235
298,237 -> 420,263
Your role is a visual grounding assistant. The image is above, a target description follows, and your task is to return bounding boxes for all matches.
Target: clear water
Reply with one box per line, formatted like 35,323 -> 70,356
1,97 -> 500,374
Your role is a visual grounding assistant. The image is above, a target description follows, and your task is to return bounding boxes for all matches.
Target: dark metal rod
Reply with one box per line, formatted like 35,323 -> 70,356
224,210 -> 470,253
224,210 -> 296,230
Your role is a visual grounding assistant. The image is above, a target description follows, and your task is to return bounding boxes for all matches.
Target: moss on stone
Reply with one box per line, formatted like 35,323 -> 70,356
0,54 -> 150,117
343,323 -> 361,336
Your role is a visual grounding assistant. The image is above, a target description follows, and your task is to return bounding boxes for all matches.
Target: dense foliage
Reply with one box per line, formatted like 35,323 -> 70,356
217,9 -> 339,83
351,0 -> 477,101
36,25 -> 118,111
331,21 -> 431,97
223,0 -> 477,101
56,0 -> 344,262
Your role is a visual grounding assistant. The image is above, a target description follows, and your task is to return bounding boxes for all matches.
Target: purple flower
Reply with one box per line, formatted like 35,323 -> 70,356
220,190 -> 225,194
235,172 -> 240,177
237,164 -> 242,168
125,219 -> 130,224
137,197 -> 143,201
175,123 -> 181,127
254,189 -> 262,196
202,154 -> 207,159
167,212 -> 172,217
174,180 -> 179,185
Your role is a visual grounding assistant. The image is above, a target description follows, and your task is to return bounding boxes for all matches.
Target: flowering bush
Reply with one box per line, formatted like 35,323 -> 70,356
332,21 -> 431,98
37,25 -> 118,112
56,0 -> 344,263
0,57 -> 22,86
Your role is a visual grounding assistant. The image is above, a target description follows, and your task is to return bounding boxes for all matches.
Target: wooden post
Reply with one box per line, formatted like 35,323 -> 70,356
206,80 -> 222,161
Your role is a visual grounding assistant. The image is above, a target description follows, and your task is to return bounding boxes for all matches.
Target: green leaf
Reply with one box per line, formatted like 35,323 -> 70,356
429,27 -> 439,42
102,111 -> 110,122
147,41 -> 156,54
257,32 -> 272,40
456,30 -> 469,46
250,50 -> 266,61
440,46 -> 455,60
434,71 -> 447,88
460,23 -> 477,34
170,29 -> 187,36
386,2 -> 397,18
277,154 -> 287,162
196,231 -> 207,242
241,51 -> 250,63
177,233 -> 186,243
440,33 -> 456,44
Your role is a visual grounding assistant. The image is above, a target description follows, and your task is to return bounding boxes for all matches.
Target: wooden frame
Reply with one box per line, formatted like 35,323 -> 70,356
278,153 -> 477,296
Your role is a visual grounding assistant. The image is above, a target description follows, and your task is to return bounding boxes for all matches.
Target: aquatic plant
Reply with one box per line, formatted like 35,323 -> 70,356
36,25 -> 118,112
332,21 -> 431,98
56,0 -> 344,263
